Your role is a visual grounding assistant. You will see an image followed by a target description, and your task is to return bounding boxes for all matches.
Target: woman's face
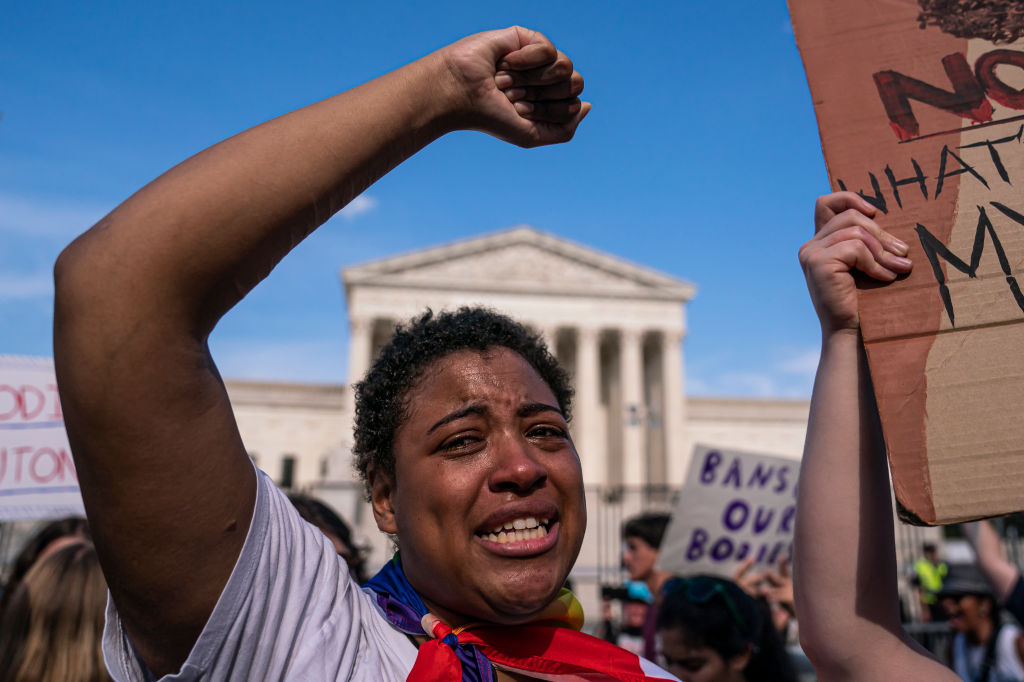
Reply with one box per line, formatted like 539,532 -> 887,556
622,536 -> 659,582
660,628 -> 749,682
370,347 -> 586,625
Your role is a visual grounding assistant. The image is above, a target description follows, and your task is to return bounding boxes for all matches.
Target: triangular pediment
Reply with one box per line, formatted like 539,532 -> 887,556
343,226 -> 695,301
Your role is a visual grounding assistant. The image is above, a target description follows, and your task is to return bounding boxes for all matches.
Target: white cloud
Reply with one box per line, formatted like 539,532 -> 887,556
0,270 -> 54,301
337,194 -> 378,221
0,192 -> 108,239
779,348 -> 820,376
687,346 -> 820,398
211,338 -> 346,384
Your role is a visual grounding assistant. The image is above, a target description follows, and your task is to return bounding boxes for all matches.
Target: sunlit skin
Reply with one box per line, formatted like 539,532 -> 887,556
369,347 -> 586,627
660,627 -> 749,682
622,536 -> 660,582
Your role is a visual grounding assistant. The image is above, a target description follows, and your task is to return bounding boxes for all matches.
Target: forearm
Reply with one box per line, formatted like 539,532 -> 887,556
794,330 -> 906,675
56,50 -> 455,338
964,521 -> 1020,602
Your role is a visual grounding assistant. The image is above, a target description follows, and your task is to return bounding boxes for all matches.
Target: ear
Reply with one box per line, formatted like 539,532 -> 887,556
368,464 -> 398,535
729,643 -> 753,674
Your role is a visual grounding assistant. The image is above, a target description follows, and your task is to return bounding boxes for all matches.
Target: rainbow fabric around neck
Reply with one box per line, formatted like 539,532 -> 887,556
365,554 -> 679,682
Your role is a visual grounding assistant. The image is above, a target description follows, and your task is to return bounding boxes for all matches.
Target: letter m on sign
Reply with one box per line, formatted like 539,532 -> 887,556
915,204 -> 1024,326
873,53 -> 993,141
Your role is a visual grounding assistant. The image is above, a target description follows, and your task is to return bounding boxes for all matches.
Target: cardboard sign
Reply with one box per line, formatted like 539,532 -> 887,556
789,0 -> 1024,524
0,356 -> 84,521
656,445 -> 797,577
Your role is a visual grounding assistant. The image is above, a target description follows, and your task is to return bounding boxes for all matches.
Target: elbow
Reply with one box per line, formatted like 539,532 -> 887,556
53,232 -> 104,331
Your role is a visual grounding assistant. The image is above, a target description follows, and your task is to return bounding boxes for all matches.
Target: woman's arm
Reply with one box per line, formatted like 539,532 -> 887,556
963,520 -> 1020,603
793,192 -> 957,680
53,27 -> 587,676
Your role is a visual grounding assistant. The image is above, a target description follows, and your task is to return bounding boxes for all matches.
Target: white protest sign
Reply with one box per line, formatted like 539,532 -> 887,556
0,356 -> 84,521
657,444 -> 798,577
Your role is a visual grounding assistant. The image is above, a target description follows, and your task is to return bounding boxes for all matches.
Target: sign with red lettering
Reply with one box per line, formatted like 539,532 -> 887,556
656,445 -> 797,577
0,356 -> 84,521
790,0 -> 1024,524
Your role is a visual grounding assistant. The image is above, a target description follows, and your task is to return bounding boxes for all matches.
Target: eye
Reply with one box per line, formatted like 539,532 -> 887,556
526,424 -> 568,439
437,433 -> 482,453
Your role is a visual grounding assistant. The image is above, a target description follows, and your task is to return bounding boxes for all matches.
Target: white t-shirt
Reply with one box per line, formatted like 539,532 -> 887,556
102,469 -> 417,681
953,623 -> 1024,682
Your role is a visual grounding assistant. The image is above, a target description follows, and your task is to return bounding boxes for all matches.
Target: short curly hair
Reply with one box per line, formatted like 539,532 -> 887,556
352,307 -> 573,500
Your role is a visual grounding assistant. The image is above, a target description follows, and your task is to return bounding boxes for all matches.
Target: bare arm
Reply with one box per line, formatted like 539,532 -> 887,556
964,520 -> 1020,603
794,192 -> 957,681
53,27 -> 587,676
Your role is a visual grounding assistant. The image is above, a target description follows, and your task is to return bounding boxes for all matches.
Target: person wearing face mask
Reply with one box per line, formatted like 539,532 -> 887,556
52,24 -> 681,682
656,576 -> 798,682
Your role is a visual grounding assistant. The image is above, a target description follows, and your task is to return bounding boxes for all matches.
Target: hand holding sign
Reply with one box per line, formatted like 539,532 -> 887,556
800,192 -> 913,334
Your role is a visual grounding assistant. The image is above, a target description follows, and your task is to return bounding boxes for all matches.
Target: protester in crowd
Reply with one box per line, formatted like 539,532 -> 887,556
287,492 -> 368,584
792,191 -> 961,679
732,556 -> 798,644
52,26 -> 683,680
913,542 -> 949,622
939,563 -> 1024,681
0,515 -> 90,617
656,575 -> 798,682
622,512 -> 675,661
599,581 -> 654,656
965,520 -> 1024,626
0,539 -> 111,681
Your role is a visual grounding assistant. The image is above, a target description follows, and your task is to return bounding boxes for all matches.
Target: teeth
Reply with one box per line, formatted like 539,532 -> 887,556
481,517 -> 552,542
480,524 -> 550,543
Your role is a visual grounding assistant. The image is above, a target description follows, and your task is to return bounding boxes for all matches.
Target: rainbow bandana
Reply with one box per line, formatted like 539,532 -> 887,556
365,554 -> 679,682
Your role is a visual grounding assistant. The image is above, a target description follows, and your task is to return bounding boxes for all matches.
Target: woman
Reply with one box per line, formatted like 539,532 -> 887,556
792,191 -> 961,679
0,540 -> 111,681
0,515 -> 90,617
53,25 -> 678,681
939,566 -> 1024,682
656,576 -> 797,682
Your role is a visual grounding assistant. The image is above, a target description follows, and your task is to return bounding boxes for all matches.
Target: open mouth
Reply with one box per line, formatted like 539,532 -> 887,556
476,516 -> 553,544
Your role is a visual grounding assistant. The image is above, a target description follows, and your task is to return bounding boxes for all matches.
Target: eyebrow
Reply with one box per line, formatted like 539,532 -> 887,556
427,405 -> 486,435
426,402 -> 563,434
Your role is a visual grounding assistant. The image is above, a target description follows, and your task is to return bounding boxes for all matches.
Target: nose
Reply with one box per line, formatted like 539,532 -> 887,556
488,432 -> 547,493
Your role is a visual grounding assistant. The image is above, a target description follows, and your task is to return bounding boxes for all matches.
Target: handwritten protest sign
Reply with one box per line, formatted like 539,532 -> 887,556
789,0 -> 1024,524
0,356 -> 84,521
656,445 -> 797,577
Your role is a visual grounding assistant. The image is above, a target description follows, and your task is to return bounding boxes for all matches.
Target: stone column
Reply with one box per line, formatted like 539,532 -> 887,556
662,329 -> 687,486
620,328 -> 645,487
574,327 -> 603,485
347,316 -> 374,384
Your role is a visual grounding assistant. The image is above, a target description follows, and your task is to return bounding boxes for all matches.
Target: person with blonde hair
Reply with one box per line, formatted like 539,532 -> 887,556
0,539 -> 111,682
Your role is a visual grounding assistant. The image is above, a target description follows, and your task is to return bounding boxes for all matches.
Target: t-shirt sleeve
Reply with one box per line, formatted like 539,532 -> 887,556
996,623 -> 1024,680
102,468 -> 415,681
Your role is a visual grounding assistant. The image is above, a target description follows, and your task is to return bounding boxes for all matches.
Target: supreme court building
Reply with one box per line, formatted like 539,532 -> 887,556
226,226 -> 812,621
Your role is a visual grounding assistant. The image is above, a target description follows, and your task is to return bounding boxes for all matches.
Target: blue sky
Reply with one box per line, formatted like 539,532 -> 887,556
1,1 -> 830,398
